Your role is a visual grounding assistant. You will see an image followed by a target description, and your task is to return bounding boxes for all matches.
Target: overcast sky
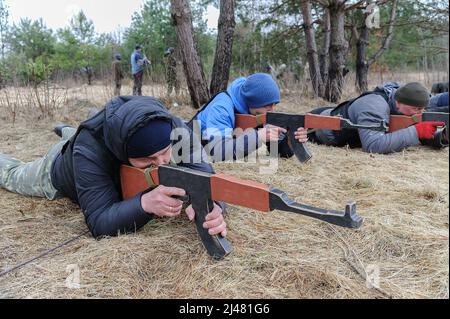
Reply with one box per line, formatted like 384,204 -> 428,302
4,0 -> 220,33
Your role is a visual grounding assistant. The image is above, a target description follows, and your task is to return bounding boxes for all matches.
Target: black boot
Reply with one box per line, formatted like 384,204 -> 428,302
87,107 -> 100,119
53,124 -> 72,138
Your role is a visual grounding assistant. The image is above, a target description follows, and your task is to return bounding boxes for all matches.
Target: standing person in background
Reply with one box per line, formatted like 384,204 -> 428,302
164,47 -> 180,99
112,54 -> 124,96
131,45 -> 150,96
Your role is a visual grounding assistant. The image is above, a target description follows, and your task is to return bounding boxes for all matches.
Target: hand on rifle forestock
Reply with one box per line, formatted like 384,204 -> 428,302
141,185 -> 185,217
186,203 -> 227,238
257,125 -> 287,143
414,121 -> 445,141
293,127 -> 308,143
141,185 -> 227,237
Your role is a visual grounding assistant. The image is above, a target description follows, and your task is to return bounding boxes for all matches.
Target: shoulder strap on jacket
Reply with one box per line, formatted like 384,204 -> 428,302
187,91 -> 231,126
331,89 -> 389,117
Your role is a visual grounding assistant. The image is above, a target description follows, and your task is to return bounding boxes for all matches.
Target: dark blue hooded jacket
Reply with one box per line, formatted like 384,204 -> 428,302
427,92 -> 449,113
51,96 -> 214,237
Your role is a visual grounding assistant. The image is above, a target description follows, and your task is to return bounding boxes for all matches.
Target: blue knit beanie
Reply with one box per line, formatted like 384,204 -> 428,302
127,119 -> 172,158
241,73 -> 281,108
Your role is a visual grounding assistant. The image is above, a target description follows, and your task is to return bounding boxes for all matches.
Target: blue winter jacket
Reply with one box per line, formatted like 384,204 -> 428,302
131,50 -> 145,75
427,92 -> 449,113
194,78 -> 293,161
197,78 -> 249,140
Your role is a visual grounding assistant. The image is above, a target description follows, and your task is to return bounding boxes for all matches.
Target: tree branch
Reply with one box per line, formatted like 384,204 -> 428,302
375,0 -> 391,7
351,23 -> 360,41
345,0 -> 366,12
269,0 -> 296,14
311,0 -> 330,7
368,0 -> 398,66
270,25 -> 304,49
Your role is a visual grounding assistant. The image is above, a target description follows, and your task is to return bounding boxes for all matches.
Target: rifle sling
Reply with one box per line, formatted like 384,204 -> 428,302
144,167 -> 156,188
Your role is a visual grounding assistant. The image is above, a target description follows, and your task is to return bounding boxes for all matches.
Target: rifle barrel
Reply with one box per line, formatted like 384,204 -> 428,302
269,188 -> 363,228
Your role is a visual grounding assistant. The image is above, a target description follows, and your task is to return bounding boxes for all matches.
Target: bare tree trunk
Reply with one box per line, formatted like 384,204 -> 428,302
423,40 -> 429,85
325,0 -> 348,103
446,40 -> 449,83
417,59 -> 421,82
355,23 -> 370,92
430,47 -> 436,84
354,0 -> 398,92
210,0 -> 236,96
300,0 -> 324,97
170,0 -> 210,108
319,7 -> 330,90
86,67 -> 93,86
367,0 -> 398,67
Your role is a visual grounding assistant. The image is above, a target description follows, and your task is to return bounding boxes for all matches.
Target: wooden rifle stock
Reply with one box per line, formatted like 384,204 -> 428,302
234,112 -> 387,163
234,111 -> 449,156
120,165 -> 363,259
235,111 -> 448,134
390,113 -> 448,142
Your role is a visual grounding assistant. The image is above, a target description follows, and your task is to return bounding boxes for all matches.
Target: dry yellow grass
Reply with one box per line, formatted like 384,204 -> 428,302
0,79 -> 448,299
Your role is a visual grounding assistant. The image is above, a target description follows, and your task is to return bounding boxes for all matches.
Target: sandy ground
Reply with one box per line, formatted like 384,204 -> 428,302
0,82 -> 448,299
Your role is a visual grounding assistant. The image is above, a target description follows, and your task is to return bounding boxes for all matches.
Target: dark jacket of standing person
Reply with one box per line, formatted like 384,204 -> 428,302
113,54 -> 124,83
164,47 -> 180,95
112,54 -> 124,95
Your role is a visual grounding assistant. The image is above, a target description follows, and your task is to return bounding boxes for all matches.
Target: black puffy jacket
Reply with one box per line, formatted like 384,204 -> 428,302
51,96 -> 215,237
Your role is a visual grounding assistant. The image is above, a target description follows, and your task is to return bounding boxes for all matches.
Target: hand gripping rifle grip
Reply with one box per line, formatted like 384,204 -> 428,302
287,129 -> 313,163
191,197 -> 232,260
157,165 -> 232,260
266,112 -> 313,163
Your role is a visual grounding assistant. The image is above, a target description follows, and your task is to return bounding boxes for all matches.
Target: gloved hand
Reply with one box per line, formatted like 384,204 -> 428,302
414,121 -> 445,140
420,127 -> 449,149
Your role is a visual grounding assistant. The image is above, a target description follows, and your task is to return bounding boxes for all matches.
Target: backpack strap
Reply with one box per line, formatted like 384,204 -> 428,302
330,89 -> 390,118
328,89 -> 391,148
187,90 -> 232,126
60,107 -> 106,155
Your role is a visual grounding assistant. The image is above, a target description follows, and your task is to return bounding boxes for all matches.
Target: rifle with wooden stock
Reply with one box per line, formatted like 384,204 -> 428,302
234,111 -> 449,162
120,164 -> 363,260
387,112 -> 449,148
